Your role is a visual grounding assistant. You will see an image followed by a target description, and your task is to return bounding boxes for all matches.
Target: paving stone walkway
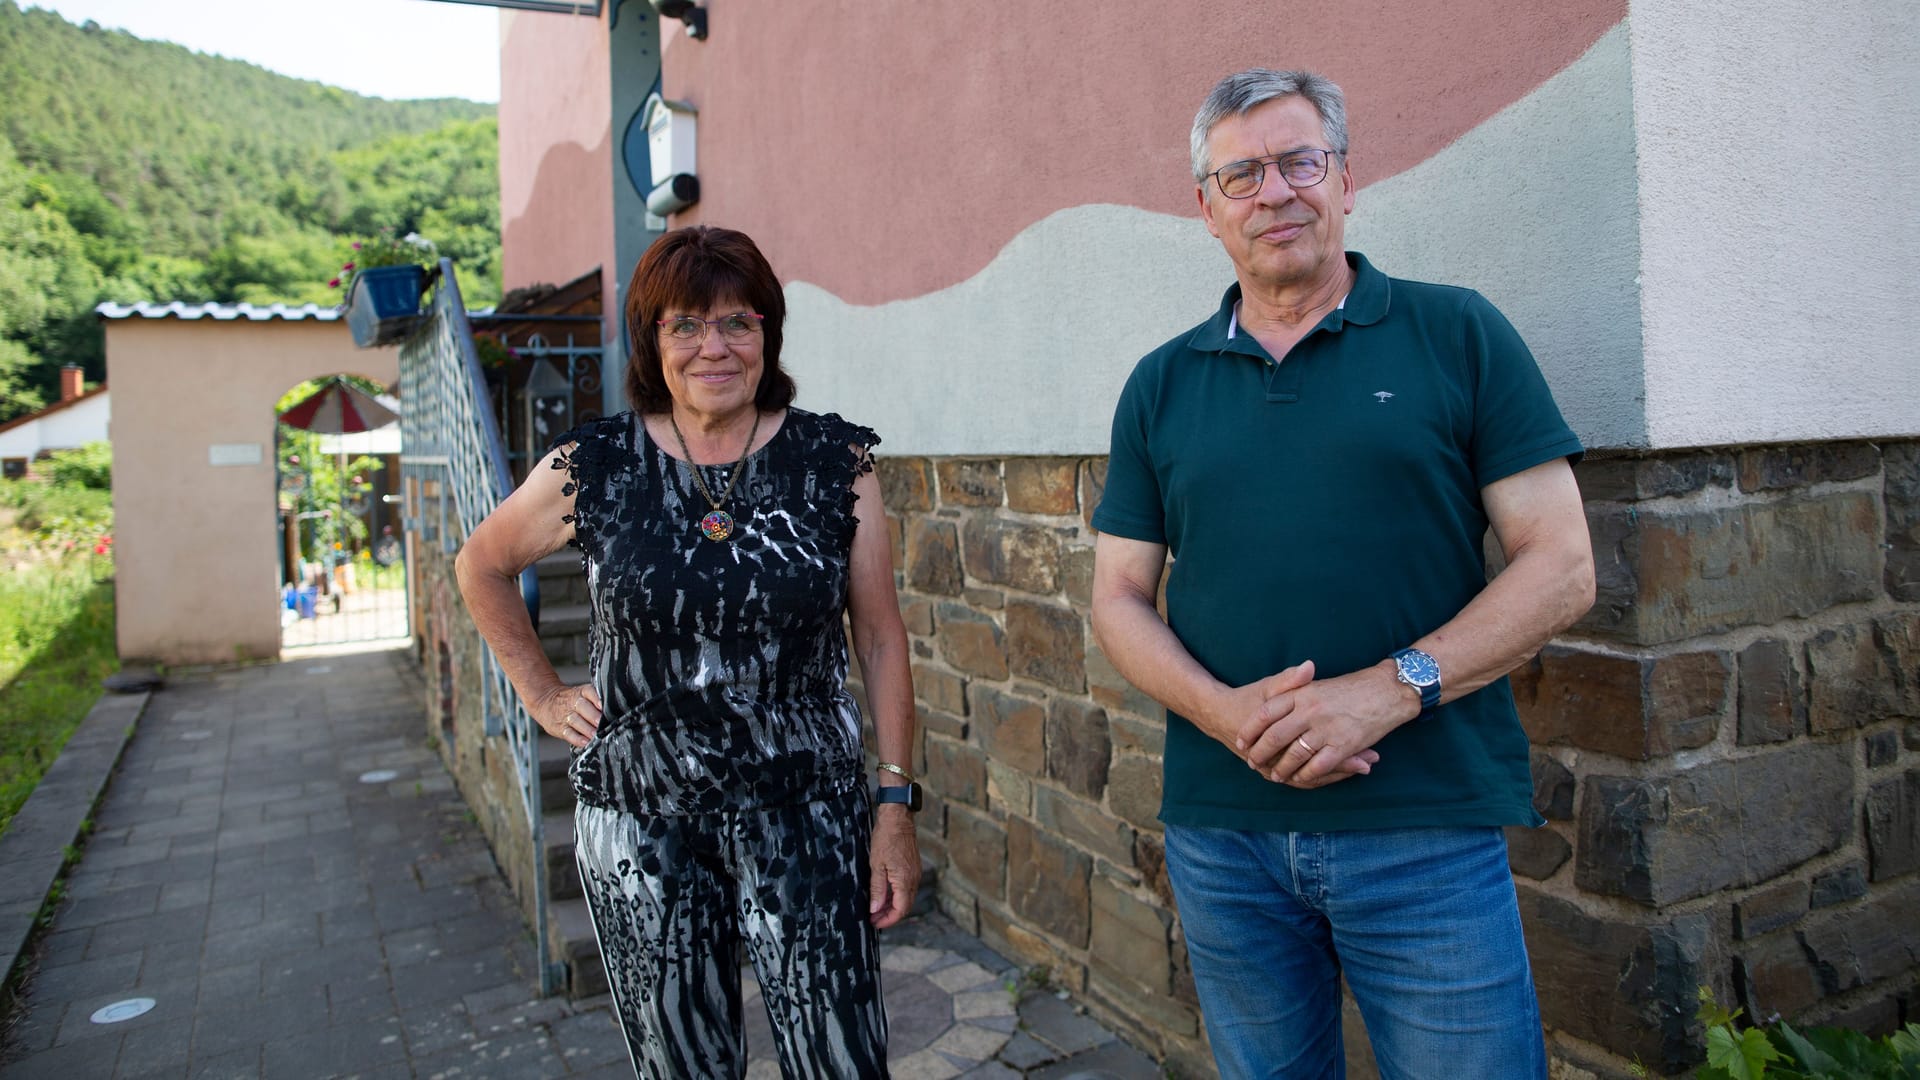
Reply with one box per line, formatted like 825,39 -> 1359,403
0,647 -> 1163,1079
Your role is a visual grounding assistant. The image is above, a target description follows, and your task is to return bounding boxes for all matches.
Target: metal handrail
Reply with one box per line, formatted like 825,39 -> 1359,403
397,259 -> 558,995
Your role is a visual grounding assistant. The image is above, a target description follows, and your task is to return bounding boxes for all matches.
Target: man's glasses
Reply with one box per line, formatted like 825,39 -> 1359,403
1208,149 -> 1338,200
656,312 -> 764,344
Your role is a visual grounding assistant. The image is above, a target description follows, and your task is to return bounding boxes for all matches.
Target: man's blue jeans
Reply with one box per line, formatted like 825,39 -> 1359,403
1164,824 -> 1548,1079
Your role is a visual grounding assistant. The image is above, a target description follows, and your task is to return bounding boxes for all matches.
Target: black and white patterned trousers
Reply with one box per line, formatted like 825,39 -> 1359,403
574,788 -> 890,1079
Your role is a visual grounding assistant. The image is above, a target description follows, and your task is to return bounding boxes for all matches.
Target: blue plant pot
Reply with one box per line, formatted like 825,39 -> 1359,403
345,265 -> 426,348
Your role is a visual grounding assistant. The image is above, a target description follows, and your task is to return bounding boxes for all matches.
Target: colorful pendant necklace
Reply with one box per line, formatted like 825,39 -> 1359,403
669,409 -> 761,541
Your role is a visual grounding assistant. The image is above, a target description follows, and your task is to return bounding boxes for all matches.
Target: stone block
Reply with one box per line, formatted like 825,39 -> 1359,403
1134,832 -> 1173,908
1513,645 -> 1728,758
1046,698 -> 1110,800
937,459 -> 1003,507
1007,817 -> 1091,948
1807,617 -> 1920,732
962,517 -> 1060,595
1108,713 -> 1164,758
1737,442 -> 1880,492
963,586 -> 1004,610
906,518 -> 963,596
973,686 -> 1045,774
1738,638 -> 1806,745
936,602 -> 1007,680
1089,877 -> 1174,995
1107,755 -> 1163,831
879,457 -> 933,512
1886,443 -> 1920,601
919,707 -> 965,739
1005,459 -> 1078,515
925,735 -> 987,810
1797,877 -> 1920,993
1532,750 -> 1576,820
1575,452 -> 1735,501
945,805 -> 1007,898
1008,599 -> 1086,692
1735,879 -> 1809,940
1506,825 -> 1571,880
1908,722 -> 1920,751
913,663 -> 967,719
1060,546 -> 1095,608
1866,729 -> 1899,767
901,597 -> 933,636
1865,768 -> 1920,881
1080,460 -> 1106,531
1809,863 -> 1867,908
1520,891 -> 1710,1072
986,761 -> 1033,817
1035,785 -> 1133,866
1737,932 -> 1823,1019
1576,495 -> 1882,646
1575,742 -> 1853,906
887,512 -> 905,572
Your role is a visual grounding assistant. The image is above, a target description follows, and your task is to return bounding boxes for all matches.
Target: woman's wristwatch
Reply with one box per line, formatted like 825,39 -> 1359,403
875,762 -> 923,812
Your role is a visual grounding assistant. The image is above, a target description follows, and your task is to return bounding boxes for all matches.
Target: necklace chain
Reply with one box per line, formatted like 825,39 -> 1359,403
668,410 -> 760,538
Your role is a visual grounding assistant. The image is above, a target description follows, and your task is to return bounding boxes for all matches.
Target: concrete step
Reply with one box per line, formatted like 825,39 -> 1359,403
544,809 -> 581,901
535,552 -> 590,605
539,735 -> 576,814
545,896 -> 607,1001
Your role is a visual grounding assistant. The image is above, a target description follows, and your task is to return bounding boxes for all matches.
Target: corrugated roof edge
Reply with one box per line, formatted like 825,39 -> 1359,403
95,302 -> 344,322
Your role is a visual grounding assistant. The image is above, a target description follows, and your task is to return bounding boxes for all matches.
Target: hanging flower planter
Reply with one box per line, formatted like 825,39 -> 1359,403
344,264 -> 427,348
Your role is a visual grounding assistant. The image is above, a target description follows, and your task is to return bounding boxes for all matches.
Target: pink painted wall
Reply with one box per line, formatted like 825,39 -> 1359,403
499,10 -> 615,303
662,0 -> 1623,305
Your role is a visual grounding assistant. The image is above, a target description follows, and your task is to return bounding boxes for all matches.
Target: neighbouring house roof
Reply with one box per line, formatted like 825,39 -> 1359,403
95,301 -> 343,322
0,384 -> 109,439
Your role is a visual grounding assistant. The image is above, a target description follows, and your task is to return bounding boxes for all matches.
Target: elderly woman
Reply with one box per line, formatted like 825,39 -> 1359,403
455,225 -> 920,1078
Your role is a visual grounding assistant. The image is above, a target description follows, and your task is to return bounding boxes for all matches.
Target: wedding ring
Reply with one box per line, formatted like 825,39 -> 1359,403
1297,737 -> 1315,754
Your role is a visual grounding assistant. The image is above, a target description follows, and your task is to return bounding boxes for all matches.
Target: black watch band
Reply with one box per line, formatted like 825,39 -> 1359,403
875,782 -> 923,813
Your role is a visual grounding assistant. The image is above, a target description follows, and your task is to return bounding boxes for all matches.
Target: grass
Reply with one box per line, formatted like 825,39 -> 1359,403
0,530 -> 118,837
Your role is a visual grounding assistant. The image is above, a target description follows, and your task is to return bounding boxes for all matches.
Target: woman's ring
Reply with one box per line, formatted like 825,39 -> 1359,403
1297,737 -> 1314,754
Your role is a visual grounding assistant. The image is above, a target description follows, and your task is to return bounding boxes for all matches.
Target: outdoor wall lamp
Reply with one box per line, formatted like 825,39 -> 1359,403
643,94 -> 699,225
649,0 -> 707,39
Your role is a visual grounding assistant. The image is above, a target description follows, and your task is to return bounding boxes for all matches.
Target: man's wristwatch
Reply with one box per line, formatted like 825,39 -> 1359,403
1391,647 -> 1442,714
875,783 -> 923,812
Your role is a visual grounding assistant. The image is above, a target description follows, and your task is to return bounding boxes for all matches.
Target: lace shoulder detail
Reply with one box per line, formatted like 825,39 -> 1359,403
797,410 -> 881,541
548,413 -> 634,550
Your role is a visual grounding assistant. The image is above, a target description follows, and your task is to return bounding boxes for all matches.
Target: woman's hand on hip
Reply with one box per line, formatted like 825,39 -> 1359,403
530,682 -> 603,749
869,804 -> 920,929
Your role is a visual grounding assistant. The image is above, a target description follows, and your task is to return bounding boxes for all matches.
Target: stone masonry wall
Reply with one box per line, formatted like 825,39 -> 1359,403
404,475 -> 543,934
871,440 -> 1920,1078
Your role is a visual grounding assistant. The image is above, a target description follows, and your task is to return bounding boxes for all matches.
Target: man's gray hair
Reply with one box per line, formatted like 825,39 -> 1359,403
1190,68 -> 1349,182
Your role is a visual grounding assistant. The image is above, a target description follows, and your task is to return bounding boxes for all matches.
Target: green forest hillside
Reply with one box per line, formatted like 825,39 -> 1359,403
0,1 -> 502,421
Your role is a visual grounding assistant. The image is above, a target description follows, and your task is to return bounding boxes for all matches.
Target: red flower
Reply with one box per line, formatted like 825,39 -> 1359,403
93,542 -> 108,555
329,278 -> 341,288
342,262 -> 355,271
352,241 -> 363,250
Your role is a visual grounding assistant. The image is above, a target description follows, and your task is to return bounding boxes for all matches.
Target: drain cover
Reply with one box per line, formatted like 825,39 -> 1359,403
90,998 -> 156,1024
358,770 -> 401,784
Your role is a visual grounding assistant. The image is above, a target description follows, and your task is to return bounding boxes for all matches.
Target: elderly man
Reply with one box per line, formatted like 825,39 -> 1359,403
1089,69 -> 1595,1077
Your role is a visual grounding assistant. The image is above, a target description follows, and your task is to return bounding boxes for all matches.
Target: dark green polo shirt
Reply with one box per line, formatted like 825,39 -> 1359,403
1092,252 -> 1582,832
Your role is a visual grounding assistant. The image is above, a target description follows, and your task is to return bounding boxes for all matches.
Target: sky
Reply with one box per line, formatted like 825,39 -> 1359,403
27,0 -> 501,103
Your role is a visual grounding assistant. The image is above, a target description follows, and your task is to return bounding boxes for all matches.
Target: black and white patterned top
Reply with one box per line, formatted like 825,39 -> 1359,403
550,407 -> 880,816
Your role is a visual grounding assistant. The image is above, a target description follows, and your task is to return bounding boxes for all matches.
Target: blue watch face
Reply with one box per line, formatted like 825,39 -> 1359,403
1397,650 -> 1440,686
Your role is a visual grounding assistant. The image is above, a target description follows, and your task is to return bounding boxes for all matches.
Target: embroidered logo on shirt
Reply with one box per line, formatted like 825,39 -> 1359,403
1373,391 -> 1395,403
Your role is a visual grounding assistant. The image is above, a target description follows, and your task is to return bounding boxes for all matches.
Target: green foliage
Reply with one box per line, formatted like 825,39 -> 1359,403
0,2 -> 501,421
1686,988 -> 1920,1080
334,226 -> 437,296
0,478 -> 111,547
0,552 -> 117,838
40,441 -> 109,490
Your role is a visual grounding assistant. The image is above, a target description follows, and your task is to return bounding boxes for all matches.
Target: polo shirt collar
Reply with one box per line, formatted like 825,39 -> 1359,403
1185,251 -> 1391,357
